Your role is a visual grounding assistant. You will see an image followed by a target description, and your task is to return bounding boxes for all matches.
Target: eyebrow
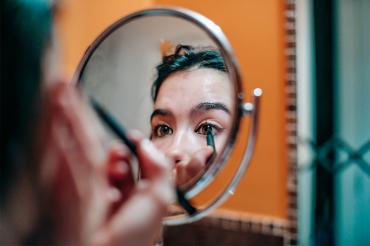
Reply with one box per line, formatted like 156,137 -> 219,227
150,102 -> 231,121
192,102 -> 231,115
150,109 -> 172,121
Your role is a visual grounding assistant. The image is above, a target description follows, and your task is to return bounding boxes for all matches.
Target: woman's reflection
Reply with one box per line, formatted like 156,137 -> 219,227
150,45 -> 233,189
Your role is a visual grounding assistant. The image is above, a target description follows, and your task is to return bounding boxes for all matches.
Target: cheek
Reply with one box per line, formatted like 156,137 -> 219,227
152,131 -> 208,156
151,137 -> 172,152
193,134 -> 208,147
215,131 -> 229,151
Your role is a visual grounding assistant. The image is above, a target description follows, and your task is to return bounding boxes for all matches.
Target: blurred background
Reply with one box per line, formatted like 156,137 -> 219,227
56,0 -> 370,245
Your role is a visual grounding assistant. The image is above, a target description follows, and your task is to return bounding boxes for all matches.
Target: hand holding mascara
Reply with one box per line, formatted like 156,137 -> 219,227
206,127 -> 217,163
90,98 -> 197,215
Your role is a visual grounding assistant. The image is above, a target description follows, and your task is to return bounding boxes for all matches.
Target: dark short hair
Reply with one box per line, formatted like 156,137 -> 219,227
151,45 -> 228,102
0,0 -> 52,202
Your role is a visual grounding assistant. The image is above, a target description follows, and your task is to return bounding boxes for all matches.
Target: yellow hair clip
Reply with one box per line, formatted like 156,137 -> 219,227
160,39 -> 176,58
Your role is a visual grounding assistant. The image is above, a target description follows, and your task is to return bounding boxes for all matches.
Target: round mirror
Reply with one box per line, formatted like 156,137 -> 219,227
73,7 -> 261,225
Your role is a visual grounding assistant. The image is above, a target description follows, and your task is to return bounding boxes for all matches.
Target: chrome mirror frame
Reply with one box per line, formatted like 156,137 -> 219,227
72,7 -> 262,226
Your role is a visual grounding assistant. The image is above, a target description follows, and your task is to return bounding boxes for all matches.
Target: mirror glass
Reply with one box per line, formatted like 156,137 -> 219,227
77,13 -> 238,196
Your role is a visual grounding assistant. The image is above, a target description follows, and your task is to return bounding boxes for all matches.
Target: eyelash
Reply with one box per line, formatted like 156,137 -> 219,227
194,121 -> 223,136
152,124 -> 173,138
151,121 -> 224,138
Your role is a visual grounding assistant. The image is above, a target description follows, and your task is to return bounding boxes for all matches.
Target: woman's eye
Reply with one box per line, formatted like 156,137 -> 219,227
153,124 -> 173,137
195,123 -> 222,136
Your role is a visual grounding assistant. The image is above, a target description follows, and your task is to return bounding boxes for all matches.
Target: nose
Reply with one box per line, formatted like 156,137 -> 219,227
165,129 -> 200,166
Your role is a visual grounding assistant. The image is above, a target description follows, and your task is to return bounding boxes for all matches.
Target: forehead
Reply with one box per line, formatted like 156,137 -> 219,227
155,68 -> 233,107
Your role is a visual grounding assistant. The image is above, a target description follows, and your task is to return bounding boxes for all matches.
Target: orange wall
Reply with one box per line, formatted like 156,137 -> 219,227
57,0 -> 288,219
56,0 -> 153,75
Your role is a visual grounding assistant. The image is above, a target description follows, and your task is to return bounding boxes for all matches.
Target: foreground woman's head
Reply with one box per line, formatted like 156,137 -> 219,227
1,2 -> 174,244
150,45 -> 234,188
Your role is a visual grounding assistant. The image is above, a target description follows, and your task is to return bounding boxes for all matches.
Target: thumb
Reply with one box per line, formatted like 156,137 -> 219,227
129,130 -> 172,181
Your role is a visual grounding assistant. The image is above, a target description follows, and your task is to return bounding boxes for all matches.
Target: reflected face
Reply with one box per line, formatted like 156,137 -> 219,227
150,68 -> 233,187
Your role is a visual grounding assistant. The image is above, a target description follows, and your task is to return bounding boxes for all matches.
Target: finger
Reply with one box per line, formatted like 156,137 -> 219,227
131,137 -> 174,205
92,133 -> 175,245
52,111 -> 87,198
48,81 -> 110,239
128,130 -> 172,181
106,187 -> 122,219
106,142 -> 132,184
129,130 -> 175,204
50,112 -> 92,240
92,182 -> 169,246
52,82 -> 105,171
51,86 -> 107,213
106,143 -> 135,211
